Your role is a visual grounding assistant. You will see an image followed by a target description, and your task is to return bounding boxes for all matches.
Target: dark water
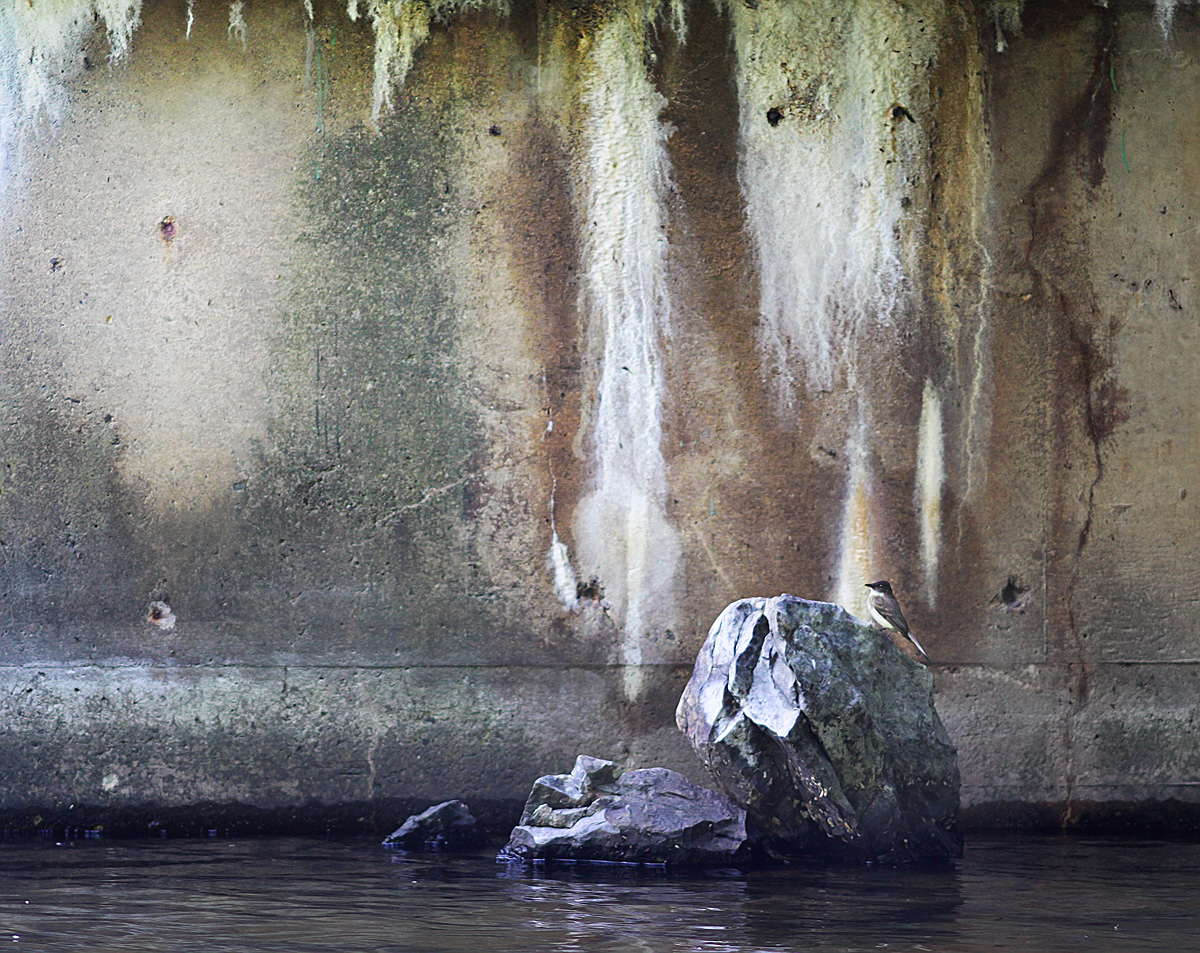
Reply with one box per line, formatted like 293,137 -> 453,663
1,835 -> 1198,951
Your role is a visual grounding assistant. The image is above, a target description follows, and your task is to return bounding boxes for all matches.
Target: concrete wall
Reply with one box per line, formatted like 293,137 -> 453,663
0,0 -> 1196,834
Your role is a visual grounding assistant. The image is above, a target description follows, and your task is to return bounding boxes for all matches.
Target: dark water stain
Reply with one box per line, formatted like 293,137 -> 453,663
1005,3 -> 1131,823
0,364 -> 144,637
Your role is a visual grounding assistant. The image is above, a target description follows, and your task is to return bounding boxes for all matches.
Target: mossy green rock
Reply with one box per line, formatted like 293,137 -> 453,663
677,596 -> 962,863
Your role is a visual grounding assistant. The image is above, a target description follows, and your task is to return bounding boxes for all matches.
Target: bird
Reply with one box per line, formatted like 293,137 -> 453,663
864,580 -> 929,660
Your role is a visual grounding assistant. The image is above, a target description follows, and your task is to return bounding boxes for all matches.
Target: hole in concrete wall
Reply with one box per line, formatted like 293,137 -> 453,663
576,577 -> 609,611
147,600 -> 177,630
995,576 -> 1029,612
765,106 -> 783,126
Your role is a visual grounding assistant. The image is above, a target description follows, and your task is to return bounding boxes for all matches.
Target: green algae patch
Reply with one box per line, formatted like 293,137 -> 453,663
248,103 -> 496,663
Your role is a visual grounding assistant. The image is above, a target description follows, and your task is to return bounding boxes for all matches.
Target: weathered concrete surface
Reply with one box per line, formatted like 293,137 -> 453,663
677,596 -> 961,862
499,755 -> 746,865
0,0 -> 1196,834
0,661 -> 692,826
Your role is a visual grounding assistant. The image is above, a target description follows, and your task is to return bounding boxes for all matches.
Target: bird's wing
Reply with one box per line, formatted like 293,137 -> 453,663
872,595 -> 910,635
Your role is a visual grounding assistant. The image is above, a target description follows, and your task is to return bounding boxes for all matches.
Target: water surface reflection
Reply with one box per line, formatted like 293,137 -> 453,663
0,835 -> 1196,951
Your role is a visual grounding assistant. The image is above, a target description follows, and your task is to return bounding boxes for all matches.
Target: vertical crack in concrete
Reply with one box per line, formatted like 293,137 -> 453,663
1022,5 -> 1120,825
364,708 -> 385,829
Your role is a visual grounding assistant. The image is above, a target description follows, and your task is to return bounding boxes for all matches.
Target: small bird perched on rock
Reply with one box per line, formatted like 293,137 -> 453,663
865,580 -> 929,661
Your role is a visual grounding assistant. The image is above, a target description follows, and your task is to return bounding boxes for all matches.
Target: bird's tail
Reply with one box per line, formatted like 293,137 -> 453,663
907,631 -> 931,660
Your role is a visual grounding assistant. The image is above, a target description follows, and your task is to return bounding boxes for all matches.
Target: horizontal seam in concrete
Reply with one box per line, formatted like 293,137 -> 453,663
5,660 -> 1197,672
935,660 -> 1200,669
0,661 -> 691,672
965,782 -> 1200,789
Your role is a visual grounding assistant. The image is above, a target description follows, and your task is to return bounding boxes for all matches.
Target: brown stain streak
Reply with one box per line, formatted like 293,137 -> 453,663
501,116 -> 583,554
654,2 -> 844,635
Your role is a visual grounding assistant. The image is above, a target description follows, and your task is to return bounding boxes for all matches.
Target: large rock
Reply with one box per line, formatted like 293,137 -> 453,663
498,755 -> 747,866
676,595 -> 962,863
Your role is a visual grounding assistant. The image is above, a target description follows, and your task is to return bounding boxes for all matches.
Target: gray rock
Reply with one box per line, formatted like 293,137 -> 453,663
676,595 -> 962,864
498,755 -> 747,866
382,799 -> 485,850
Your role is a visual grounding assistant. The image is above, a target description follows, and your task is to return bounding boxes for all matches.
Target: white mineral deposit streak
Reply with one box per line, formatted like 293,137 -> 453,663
365,0 -> 431,122
0,1 -> 141,200
547,532 -> 578,608
228,1 -> 248,45
726,0 -> 944,405
990,0 -> 1024,52
358,0 -> 510,123
547,474 -> 579,609
916,381 -> 945,605
572,11 -> 681,698
1156,0 -> 1182,37
833,439 -> 872,620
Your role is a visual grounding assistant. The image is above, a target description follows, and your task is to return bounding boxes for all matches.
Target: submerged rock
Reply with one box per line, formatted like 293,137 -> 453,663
498,755 -> 747,866
676,595 -> 962,864
382,799 -> 485,851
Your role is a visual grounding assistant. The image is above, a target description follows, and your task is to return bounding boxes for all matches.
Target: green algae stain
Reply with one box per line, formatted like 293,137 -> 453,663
248,101 -> 492,659
301,110 -> 471,511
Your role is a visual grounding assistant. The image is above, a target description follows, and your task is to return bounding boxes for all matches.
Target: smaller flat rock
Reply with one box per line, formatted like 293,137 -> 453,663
498,755 -> 747,867
382,799 -> 485,851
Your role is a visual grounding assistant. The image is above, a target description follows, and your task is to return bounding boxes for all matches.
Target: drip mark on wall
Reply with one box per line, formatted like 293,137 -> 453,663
990,0 -> 1025,52
916,380 -> 944,606
833,435 -> 871,620
1154,0 -> 1195,39
0,2 -> 143,207
546,470 -> 579,610
229,1 -> 247,46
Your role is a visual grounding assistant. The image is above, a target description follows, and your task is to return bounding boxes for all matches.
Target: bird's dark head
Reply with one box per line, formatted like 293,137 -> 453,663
865,580 -> 894,595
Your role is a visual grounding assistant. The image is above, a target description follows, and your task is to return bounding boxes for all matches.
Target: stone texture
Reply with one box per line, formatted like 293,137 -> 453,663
677,596 -> 962,863
382,799 -> 484,850
499,756 -> 746,866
